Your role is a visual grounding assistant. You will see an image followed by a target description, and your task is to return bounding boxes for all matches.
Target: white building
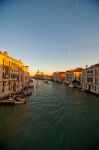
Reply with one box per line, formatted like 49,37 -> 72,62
82,64 -> 99,94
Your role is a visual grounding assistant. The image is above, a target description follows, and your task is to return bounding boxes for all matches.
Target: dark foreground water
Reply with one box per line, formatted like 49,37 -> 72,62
0,80 -> 99,150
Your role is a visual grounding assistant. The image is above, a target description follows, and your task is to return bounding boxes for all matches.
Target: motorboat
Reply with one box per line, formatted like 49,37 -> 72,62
68,83 -> 74,88
81,88 -> 85,91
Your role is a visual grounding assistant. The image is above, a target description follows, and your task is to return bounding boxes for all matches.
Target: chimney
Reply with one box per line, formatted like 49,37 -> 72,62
4,51 -> 8,55
86,65 -> 88,69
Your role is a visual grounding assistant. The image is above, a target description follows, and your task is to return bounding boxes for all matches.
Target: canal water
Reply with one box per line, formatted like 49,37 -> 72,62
0,80 -> 99,150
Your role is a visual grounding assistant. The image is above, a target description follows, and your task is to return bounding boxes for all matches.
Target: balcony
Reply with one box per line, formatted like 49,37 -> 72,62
86,70 -> 93,75
87,77 -> 93,83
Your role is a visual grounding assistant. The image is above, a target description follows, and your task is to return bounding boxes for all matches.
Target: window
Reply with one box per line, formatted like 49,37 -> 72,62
2,83 -> 4,92
95,78 -> 97,84
87,78 -> 93,82
2,72 -> 4,78
95,86 -> 97,92
87,70 -> 93,74
95,69 -> 97,75
3,58 -> 4,65
3,82 -> 4,86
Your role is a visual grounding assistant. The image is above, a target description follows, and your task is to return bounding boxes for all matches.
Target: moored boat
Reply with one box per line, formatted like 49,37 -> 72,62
0,98 -> 14,105
81,88 -> 85,91
44,80 -> 49,83
13,95 -> 26,104
68,83 -> 74,88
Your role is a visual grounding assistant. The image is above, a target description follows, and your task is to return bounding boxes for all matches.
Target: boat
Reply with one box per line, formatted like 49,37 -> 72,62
68,83 -> 74,88
14,100 -> 26,104
81,88 -> 85,91
44,80 -> 49,84
0,98 -> 14,105
13,95 -> 26,104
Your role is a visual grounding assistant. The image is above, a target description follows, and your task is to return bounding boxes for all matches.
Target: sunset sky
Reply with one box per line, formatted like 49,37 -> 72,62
0,0 -> 99,75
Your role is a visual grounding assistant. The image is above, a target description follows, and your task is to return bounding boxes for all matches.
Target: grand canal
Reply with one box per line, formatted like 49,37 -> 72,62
0,80 -> 99,150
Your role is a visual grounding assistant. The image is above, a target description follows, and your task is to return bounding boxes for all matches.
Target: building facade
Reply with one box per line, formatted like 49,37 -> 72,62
52,72 -> 66,83
82,64 -> 99,94
0,51 -> 29,98
65,68 -> 83,86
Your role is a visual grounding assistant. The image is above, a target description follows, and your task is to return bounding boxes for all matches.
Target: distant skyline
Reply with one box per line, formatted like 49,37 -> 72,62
0,0 -> 99,75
